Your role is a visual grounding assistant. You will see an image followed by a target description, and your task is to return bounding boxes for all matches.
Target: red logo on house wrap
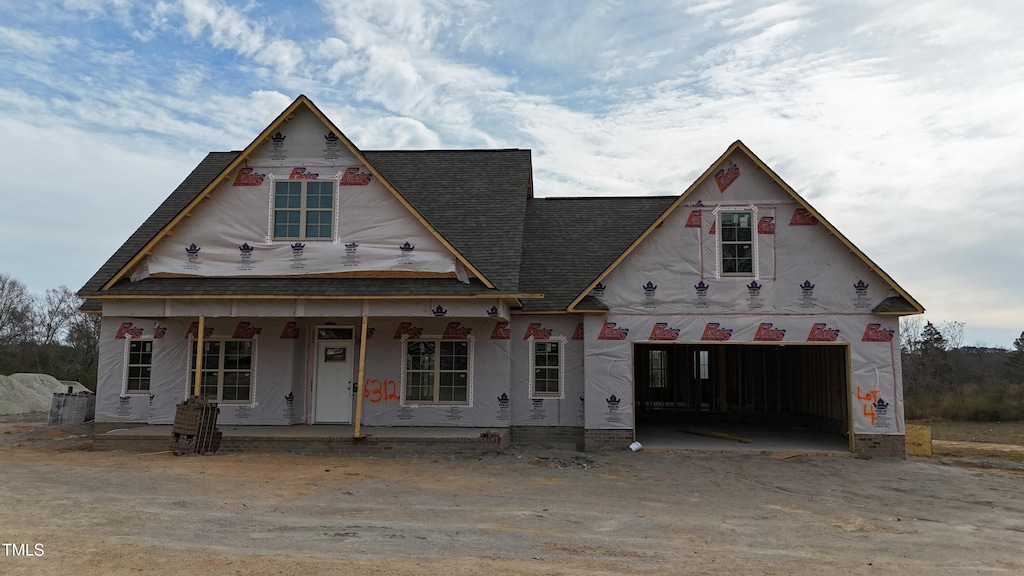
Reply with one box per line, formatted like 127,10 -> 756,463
807,323 -> 840,341
185,322 -> 214,339
289,167 -> 319,179
685,210 -> 702,227
790,208 -> 818,226
598,322 -> 629,340
753,323 -> 785,341
523,323 -> 553,340
394,322 -> 423,339
232,322 -> 261,338
442,322 -> 472,339
115,322 -> 143,339
701,323 -> 732,341
714,163 -> 740,192
233,167 -> 265,186
572,323 -> 584,340
758,216 -> 775,234
339,167 -> 373,186
490,322 -> 511,340
861,324 -> 894,342
649,323 -> 680,341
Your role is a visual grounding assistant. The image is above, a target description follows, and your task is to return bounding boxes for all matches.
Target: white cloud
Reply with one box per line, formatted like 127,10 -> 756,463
0,0 -> 1021,345
179,0 -> 305,74
686,0 -> 733,16
0,25 -> 77,58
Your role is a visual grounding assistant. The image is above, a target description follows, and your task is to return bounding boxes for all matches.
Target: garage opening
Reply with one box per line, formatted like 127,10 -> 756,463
633,343 -> 850,452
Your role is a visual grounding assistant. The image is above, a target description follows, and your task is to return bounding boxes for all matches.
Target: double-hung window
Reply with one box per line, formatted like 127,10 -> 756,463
125,339 -> 153,393
530,339 -> 564,399
190,340 -> 255,403
720,211 -> 753,275
404,339 -> 471,404
273,180 -> 334,240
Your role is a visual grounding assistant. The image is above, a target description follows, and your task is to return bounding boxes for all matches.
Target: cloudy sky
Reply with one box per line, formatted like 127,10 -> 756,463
1,0 -> 1021,348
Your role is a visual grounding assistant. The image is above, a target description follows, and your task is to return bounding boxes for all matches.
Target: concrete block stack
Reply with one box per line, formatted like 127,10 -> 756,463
170,396 -> 222,455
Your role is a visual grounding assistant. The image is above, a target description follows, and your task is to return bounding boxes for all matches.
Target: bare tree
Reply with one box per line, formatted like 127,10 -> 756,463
940,321 -> 966,394
62,311 -> 102,390
1009,331 -> 1024,383
900,316 -> 923,355
35,285 -> 80,345
0,274 -> 34,347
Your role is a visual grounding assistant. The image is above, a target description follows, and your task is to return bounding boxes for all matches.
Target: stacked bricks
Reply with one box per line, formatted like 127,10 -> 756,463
510,426 -> 585,451
853,434 -> 906,459
170,396 -> 222,455
584,429 -> 634,452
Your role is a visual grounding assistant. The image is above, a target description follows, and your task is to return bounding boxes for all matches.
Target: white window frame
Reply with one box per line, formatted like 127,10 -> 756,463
186,337 -> 259,405
271,179 -> 336,241
717,206 -> 758,277
400,334 -> 475,406
528,335 -> 566,399
121,336 -> 154,394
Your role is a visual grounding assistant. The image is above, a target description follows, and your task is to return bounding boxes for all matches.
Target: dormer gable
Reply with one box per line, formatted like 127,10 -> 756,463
101,96 -> 493,290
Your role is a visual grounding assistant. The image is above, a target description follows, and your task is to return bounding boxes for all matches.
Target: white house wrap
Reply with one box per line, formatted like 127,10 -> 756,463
81,95 -> 921,456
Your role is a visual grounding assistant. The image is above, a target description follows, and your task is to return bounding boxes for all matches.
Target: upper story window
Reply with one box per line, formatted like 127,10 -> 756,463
273,181 -> 334,240
720,211 -> 753,275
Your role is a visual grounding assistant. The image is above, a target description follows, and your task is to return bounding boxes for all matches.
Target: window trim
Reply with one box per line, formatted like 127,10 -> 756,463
271,179 -> 336,241
186,336 -> 259,405
717,207 -> 757,277
121,337 -> 154,395
400,334 -> 475,407
528,335 -> 566,399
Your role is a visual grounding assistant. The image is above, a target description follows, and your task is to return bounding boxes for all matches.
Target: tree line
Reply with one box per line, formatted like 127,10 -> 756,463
0,273 -> 100,389
901,317 -> 1024,421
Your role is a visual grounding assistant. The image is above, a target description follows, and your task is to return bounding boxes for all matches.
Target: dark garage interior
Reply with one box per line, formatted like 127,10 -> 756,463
633,343 -> 851,452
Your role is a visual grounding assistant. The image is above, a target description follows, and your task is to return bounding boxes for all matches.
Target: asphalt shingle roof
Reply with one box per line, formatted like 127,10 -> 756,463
872,296 -> 921,314
363,149 -> 532,292
518,196 -> 678,311
79,151 -> 241,296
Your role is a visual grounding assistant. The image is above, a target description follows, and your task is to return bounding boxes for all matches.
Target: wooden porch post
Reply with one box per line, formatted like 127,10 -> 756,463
192,315 -> 206,397
353,315 -> 369,439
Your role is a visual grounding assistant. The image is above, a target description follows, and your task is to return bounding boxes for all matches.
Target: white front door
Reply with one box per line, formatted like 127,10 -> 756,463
313,327 -> 355,423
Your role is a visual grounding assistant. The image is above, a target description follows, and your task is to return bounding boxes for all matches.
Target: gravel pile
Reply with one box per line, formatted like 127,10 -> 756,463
0,373 -> 90,415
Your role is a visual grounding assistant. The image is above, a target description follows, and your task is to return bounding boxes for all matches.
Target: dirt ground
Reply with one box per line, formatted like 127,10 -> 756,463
2,422 -> 1024,576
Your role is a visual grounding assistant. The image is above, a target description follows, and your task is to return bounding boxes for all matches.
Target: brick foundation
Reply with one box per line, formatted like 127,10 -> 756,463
94,429 -> 510,459
853,434 -> 905,459
509,426 -> 584,450
584,429 -> 634,452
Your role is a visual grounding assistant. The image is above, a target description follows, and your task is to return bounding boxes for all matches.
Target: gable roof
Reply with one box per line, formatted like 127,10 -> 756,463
79,151 -> 240,296
519,196 -> 677,312
80,98 -> 536,301
565,140 -> 925,315
84,95 -> 497,296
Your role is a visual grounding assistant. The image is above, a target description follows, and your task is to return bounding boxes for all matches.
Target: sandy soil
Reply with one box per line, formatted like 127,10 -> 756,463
934,440 -> 1024,453
1,424 -> 1023,576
